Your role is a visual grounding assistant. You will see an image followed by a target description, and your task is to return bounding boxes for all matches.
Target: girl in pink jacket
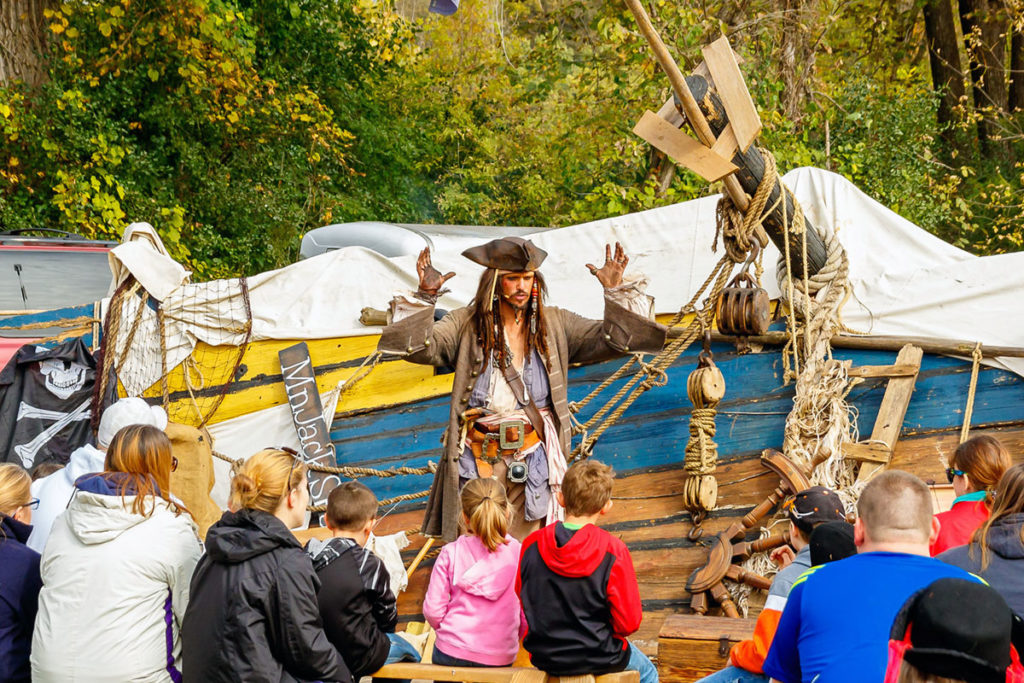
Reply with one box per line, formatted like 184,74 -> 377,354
423,477 -> 526,666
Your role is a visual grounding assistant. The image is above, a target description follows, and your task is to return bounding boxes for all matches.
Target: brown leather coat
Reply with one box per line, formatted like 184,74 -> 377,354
379,298 -> 666,540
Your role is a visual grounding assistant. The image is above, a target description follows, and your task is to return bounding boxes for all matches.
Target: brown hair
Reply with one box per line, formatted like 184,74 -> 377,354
326,481 -> 378,531
0,463 -> 31,518
460,477 -> 511,552
105,424 -> 183,517
953,435 -> 1012,505
857,470 -> 933,544
562,459 -> 614,516
472,269 -> 549,367
971,463 -> 1024,570
31,462 -> 64,481
230,449 -> 307,514
896,660 -> 965,683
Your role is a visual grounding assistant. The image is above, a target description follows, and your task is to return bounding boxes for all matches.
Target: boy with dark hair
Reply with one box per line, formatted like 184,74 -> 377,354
517,460 -> 657,683
306,481 -> 420,679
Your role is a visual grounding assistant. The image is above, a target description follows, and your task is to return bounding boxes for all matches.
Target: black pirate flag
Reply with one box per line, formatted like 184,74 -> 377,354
0,337 -> 97,470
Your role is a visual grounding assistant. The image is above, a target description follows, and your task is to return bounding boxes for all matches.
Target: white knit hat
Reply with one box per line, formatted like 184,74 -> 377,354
97,397 -> 169,448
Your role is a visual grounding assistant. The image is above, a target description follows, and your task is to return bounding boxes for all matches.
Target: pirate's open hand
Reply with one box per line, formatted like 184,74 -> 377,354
586,242 -> 629,289
416,247 -> 456,297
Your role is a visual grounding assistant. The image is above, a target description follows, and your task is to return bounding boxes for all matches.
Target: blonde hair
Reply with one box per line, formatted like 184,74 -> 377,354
0,463 -> 31,517
461,477 -> 511,552
562,459 -> 614,516
896,660 -> 965,683
230,449 -> 307,514
953,435 -> 1012,505
105,424 -> 184,517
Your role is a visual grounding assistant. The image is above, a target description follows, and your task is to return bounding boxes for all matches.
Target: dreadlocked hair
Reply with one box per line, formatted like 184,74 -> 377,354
472,269 -> 549,367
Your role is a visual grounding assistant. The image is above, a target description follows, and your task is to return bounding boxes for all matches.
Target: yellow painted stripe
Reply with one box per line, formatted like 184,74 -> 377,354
137,306 -> 773,426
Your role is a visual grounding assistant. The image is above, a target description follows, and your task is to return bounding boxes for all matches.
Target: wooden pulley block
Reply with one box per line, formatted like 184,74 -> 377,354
692,473 -> 718,510
687,359 -> 726,406
715,272 -> 770,337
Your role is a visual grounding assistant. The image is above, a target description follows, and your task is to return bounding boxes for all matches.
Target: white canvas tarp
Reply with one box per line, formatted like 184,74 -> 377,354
108,167 -> 1024,391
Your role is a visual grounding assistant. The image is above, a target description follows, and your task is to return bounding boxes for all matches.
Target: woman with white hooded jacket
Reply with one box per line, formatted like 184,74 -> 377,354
31,424 -> 201,683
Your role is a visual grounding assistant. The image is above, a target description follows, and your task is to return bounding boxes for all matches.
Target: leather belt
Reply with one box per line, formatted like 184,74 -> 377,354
467,418 -> 540,478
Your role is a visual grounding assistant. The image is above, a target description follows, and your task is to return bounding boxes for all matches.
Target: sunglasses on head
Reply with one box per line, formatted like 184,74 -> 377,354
276,446 -> 303,487
945,467 -> 966,484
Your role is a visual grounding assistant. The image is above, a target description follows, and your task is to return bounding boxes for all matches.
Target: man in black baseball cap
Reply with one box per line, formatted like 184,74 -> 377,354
886,577 -> 1024,682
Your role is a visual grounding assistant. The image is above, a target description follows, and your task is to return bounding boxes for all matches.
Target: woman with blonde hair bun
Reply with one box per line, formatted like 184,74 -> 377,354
930,435 -> 1012,555
0,463 -> 41,683
182,448 -> 350,683
32,424 -> 201,683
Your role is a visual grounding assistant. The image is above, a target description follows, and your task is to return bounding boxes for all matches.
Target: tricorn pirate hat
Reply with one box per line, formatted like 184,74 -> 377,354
462,237 -> 547,271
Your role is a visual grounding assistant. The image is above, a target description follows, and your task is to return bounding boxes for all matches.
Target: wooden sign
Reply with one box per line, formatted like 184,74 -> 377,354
279,342 -> 341,523
632,110 -> 738,182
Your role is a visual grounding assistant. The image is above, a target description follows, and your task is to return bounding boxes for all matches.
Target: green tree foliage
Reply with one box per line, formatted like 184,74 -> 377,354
1,0 -> 1022,278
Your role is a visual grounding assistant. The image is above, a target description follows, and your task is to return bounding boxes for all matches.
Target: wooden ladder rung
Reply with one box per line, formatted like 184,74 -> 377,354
842,442 -> 892,464
847,363 -> 920,379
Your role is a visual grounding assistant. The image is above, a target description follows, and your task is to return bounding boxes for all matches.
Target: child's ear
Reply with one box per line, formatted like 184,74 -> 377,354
362,518 -> 375,535
600,499 -> 614,516
324,516 -> 336,532
556,490 -> 566,508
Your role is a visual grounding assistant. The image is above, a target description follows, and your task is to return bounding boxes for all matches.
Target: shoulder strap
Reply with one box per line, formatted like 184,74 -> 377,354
501,361 -> 547,443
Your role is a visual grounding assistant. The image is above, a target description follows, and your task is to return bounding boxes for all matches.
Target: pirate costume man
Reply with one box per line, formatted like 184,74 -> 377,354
379,238 -> 666,541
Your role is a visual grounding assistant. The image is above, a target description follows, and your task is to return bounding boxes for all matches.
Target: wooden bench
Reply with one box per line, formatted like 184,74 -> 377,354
373,662 -> 640,683
657,614 -> 756,683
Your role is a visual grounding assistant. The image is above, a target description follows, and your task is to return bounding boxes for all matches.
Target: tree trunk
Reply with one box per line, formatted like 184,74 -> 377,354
777,0 -> 819,123
1009,20 -> 1024,112
923,0 -> 969,157
0,0 -> 56,87
959,0 -> 1010,156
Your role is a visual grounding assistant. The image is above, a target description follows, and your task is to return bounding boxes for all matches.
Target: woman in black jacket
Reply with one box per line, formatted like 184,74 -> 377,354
939,463 -> 1024,617
182,449 -> 350,683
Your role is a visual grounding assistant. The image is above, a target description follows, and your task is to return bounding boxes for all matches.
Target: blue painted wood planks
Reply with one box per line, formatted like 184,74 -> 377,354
329,344 -> 1024,504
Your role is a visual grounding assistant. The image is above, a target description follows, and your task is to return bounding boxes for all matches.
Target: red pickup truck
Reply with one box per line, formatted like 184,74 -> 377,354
0,230 -> 117,367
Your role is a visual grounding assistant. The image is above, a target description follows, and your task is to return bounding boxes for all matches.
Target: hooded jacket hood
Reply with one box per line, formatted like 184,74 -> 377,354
205,508 -> 301,564
0,513 -> 32,545
454,536 -> 520,601
64,472 -> 160,545
534,523 -> 610,577
985,513 -> 1024,560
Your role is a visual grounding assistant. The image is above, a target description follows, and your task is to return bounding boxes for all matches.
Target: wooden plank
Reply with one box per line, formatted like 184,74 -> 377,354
856,344 -> 924,483
279,342 -> 342,521
710,123 -> 738,159
373,664 -> 636,683
656,96 -> 685,128
700,36 -> 761,152
842,441 -> 892,464
848,364 -> 920,378
632,110 -> 738,182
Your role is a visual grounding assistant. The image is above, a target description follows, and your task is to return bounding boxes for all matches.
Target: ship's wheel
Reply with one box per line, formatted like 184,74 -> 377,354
685,449 -> 811,616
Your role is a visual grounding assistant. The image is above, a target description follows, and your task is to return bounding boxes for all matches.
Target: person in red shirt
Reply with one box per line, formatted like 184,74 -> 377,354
930,435 -> 1011,555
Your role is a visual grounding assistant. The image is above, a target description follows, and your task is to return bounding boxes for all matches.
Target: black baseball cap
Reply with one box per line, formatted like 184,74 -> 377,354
786,485 -> 846,534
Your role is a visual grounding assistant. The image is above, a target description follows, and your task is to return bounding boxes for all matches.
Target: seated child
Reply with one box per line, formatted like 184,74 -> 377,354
697,486 -> 847,683
517,460 -> 657,683
306,481 -> 420,679
423,477 -> 525,666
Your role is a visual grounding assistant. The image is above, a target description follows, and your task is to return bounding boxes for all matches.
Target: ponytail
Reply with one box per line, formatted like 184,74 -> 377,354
230,449 -> 306,514
460,477 -> 511,552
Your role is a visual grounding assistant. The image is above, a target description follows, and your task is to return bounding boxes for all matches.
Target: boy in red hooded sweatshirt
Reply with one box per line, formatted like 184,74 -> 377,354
517,460 -> 657,683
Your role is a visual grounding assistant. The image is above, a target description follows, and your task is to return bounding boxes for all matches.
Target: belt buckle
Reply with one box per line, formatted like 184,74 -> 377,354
480,433 -> 502,464
499,419 -> 526,451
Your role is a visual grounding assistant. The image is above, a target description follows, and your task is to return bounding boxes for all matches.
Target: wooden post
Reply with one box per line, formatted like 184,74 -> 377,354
684,75 -> 828,278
